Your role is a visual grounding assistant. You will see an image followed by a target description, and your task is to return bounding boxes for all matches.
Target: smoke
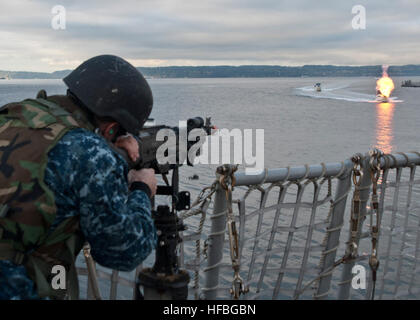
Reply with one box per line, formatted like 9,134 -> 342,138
382,64 -> 389,77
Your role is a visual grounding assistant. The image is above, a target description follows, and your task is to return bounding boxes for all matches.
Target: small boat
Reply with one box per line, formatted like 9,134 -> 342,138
401,80 -> 420,87
314,83 -> 321,92
375,90 -> 389,102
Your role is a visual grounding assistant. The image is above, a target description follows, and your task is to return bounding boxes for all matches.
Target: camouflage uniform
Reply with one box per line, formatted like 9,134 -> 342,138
0,96 -> 156,299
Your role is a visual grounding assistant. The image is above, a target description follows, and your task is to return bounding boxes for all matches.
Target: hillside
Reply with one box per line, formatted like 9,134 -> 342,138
1,65 -> 420,79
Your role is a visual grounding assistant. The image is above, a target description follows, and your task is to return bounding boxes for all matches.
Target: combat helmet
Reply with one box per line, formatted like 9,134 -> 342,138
63,55 -> 153,135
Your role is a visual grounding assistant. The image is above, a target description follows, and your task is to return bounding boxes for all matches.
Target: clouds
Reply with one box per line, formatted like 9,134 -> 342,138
0,0 -> 419,71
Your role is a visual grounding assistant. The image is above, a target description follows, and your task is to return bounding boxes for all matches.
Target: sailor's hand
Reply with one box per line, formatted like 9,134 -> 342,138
128,168 -> 157,197
115,134 -> 139,162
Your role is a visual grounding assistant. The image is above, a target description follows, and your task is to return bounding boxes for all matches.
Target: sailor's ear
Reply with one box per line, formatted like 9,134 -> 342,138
102,122 -> 120,141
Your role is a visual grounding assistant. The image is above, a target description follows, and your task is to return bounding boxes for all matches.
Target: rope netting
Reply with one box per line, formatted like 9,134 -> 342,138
377,160 -> 420,299
339,152 -> 420,300
194,163 -> 353,300
75,150 -> 420,300
76,249 -> 143,300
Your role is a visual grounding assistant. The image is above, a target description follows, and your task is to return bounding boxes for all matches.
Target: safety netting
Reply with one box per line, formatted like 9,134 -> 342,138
76,151 -> 420,300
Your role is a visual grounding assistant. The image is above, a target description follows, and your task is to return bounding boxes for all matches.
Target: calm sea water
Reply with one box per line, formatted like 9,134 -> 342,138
2,77 -> 419,167
1,77 -> 419,299
2,77 -> 419,197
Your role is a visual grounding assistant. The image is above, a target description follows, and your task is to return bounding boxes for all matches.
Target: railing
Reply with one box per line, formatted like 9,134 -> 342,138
202,161 -> 352,300
76,150 -> 420,300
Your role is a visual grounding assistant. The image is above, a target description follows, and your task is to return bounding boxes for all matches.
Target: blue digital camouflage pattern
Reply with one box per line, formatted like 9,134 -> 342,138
0,128 -> 156,300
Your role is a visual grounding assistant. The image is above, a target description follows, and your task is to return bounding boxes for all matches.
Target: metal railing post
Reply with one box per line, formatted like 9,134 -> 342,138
315,170 -> 352,299
338,155 -> 372,299
203,181 -> 228,299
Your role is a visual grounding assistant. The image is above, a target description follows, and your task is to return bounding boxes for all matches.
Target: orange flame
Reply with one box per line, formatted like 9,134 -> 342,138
376,66 -> 394,98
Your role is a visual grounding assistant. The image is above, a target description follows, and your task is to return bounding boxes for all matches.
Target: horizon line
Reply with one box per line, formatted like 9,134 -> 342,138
2,63 -> 420,74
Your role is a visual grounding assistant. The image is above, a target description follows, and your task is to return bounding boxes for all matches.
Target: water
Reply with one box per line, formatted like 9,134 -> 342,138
1,77 -> 420,299
3,77 -> 418,196
1,77 -> 419,167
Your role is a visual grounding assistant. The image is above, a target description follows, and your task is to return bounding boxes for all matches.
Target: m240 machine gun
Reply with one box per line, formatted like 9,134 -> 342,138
115,116 -> 214,300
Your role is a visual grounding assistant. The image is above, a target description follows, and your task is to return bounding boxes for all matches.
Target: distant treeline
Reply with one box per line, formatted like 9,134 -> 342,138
0,70 -> 70,79
138,65 -> 420,78
2,65 -> 420,79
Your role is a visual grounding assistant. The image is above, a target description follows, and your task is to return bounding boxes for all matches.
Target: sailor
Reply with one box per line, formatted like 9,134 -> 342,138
0,55 -> 157,299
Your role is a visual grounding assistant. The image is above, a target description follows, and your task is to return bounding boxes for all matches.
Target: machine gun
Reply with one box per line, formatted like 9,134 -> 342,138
115,116 -> 214,300
121,117 -> 213,174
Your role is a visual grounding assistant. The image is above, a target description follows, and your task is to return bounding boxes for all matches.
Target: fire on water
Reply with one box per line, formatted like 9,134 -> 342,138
376,65 -> 395,102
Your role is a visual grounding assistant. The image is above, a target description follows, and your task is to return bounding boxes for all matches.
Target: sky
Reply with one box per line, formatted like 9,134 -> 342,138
0,0 -> 419,72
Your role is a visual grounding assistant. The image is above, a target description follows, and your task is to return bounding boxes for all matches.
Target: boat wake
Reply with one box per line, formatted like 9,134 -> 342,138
295,83 -> 403,103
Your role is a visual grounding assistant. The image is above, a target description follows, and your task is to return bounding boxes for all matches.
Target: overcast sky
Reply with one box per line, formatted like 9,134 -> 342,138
0,0 -> 419,72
